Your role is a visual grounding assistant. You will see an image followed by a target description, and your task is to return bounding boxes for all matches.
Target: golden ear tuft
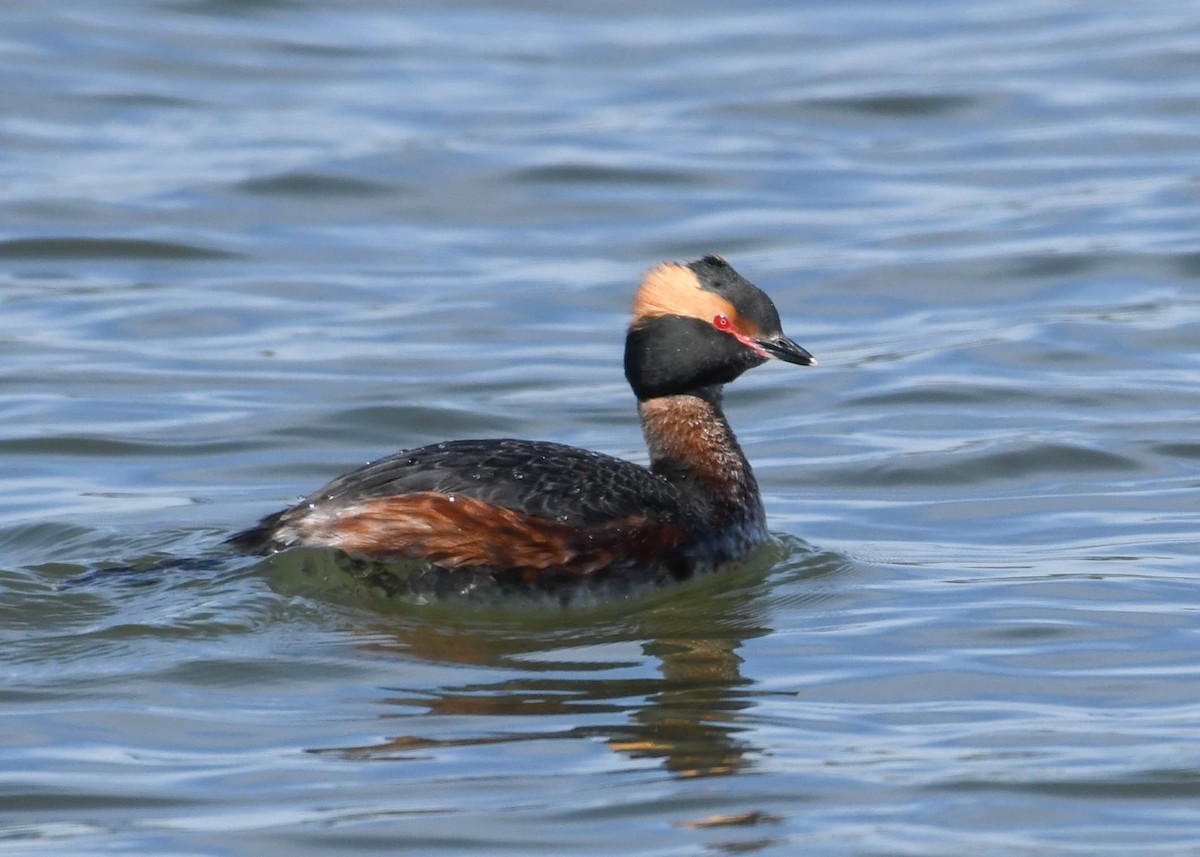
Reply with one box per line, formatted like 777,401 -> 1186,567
631,263 -> 735,324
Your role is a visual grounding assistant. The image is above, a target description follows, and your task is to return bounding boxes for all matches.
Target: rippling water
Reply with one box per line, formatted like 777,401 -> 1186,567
3,1 -> 1200,854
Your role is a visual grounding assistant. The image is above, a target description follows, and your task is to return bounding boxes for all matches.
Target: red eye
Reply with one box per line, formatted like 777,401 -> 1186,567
713,314 -> 731,330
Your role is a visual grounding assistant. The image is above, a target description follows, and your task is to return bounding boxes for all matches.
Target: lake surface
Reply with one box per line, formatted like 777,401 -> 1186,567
3,1 -> 1199,854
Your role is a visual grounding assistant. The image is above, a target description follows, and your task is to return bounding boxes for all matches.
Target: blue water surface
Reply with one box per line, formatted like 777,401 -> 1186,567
2,1 -> 1199,855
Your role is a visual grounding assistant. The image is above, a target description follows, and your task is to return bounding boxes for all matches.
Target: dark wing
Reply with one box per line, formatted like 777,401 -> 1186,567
303,438 -> 686,526
227,438 -> 697,569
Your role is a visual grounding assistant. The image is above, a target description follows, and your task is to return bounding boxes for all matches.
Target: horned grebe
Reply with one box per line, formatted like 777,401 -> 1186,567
229,256 -> 815,591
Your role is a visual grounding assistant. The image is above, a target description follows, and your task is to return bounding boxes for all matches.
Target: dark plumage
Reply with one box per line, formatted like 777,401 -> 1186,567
229,439 -> 694,552
228,255 -> 815,589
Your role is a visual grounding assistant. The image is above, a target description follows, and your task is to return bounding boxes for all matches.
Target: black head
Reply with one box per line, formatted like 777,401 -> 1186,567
623,255 -> 815,401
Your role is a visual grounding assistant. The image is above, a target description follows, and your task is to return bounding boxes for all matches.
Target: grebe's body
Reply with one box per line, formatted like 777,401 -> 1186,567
229,256 -> 814,589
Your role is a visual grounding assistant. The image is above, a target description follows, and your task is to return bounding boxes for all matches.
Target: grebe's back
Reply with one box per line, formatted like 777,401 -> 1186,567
230,438 -> 699,579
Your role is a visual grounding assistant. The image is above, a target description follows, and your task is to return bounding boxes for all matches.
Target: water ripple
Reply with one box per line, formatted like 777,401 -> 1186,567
0,237 -> 237,261
3,0 -> 1200,854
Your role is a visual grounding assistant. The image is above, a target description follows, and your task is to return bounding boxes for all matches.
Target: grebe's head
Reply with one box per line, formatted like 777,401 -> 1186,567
623,255 -> 814,401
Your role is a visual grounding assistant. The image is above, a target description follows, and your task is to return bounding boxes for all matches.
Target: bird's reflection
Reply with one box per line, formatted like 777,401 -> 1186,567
281,539 -> 840,779
345,620 -> 760,778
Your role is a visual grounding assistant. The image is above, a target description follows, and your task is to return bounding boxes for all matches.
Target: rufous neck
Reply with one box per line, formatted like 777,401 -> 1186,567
637,388 -> 763,526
